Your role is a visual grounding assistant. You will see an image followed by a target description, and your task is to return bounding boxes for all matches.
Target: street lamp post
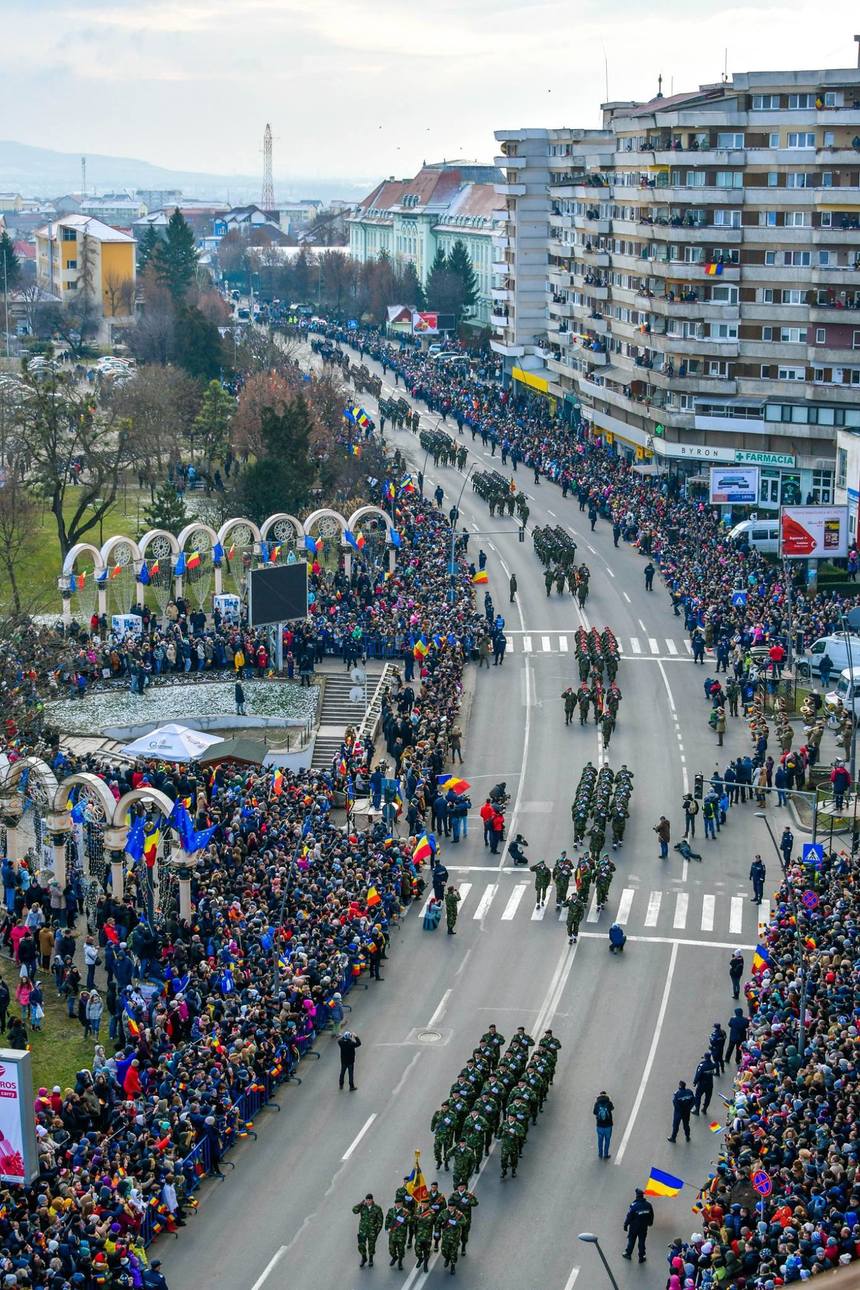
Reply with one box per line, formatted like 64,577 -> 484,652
577,1233 -> 621,1290
840,614 -> 857,786
755,810 -> 806,1054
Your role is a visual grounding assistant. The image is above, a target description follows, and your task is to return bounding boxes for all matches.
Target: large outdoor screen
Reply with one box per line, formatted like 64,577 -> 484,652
248,563 -> 308,626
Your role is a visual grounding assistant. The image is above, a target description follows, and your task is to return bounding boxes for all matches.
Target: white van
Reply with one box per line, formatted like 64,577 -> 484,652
729,518 -> 780,555
797,634 -> 860,681
826,666 -> 860,720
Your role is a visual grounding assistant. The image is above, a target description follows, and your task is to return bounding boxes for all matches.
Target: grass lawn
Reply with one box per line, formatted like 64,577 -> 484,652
0,956 -> 94,1093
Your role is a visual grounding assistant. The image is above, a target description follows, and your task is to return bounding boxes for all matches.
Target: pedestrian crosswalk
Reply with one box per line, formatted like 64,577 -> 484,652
503,632 -> 691,658
421,881 -> 762,938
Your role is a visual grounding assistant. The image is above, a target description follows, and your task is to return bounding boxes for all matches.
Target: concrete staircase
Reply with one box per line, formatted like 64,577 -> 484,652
310,664 -> 390,771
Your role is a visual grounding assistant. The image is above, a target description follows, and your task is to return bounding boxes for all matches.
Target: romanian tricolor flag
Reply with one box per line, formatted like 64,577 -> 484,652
413,638 -> 429,659
752,942 -> 771,974
110,564 -> 122,580
385,480 -> 396,499
227,545 -> 235,561
644,1167 -> 685,1198
355,532 -> 366,551
270,545 -> 281,563
349,443 -> 361,457
273,770 -> 284,797
400,475 -> 416,494
413,833 -> 436,864
472,570 -> 488,585
704,262 -> 724,276
405,1151 -> 428,1203
438,775 -> 470,795
366,885 -> 381,908
186,551 -> 201,571
124,1005 -> 141,1039
143,824 -> 161,870
149,559 -> 160,578
76,572 -> 86,591
708,1121 -> 723,1134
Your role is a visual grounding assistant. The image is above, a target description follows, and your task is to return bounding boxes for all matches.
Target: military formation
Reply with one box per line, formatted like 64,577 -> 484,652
571,761 -> 634,856
382,396 -> 421,435
533,523 -> 577,572
561,627 -> 622,745
353,1025 -> 561,1275
419,427 -> 464,468
472,470 -> 529,525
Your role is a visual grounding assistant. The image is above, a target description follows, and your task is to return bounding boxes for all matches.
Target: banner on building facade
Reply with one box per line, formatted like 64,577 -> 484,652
779,505 -> 849,559
709,466 -> 760,504
0,1050 -> 39,1184
411,311 -> 439,334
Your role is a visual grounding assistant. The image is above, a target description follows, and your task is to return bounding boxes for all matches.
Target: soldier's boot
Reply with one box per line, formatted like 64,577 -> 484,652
360,1254 -> 367,1268
423,1258 -> 429,1273
511,1166 -> 517,1177
450,1266 -> 456,1276
500,1166 -> 507,1178
398,1258 -> 404,1270
368,1257 -> 374,1267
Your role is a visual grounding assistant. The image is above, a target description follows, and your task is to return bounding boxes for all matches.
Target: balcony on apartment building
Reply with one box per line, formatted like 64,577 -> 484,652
491,310 -> 511,328
548,295 -> 574,317
572,212 -> 611,234
578,374 -> 695,428
645,220 -> 743,244
809,293 -> 860,320
578,243 -> 611,267
495,181 -> 526,197
613,181 -> 739,205
648,292 -> 740,322
548,267 -> 572,290
494,154 -> 526,169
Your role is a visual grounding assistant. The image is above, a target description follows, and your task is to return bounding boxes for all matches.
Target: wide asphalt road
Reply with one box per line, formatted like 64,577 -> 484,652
159,338 -> 803,1290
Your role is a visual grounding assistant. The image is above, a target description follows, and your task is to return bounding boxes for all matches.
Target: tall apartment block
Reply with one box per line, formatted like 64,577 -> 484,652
493,62 -> 860,510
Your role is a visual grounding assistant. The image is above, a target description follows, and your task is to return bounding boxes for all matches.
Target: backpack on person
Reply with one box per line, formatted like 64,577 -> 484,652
596,1100 -> 611,1124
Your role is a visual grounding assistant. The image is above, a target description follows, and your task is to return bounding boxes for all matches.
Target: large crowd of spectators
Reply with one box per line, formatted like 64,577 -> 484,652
0,482 -> 486,1287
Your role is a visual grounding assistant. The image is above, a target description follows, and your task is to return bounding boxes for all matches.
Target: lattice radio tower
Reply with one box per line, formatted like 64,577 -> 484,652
261,123 -> 274,211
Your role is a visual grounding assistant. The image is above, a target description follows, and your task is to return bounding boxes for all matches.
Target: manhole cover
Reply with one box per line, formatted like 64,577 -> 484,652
416,1029 -> 443,1043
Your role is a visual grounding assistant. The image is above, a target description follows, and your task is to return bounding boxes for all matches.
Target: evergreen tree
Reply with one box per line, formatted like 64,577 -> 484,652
0,230 -> 20,294
399,261 -> 426,310
174,305 -> 224,382
137,223 -> 161,273
237,395 -> 316,523
142,480 -> 187,533
447,240 -> 478,310
192,379 -> 235,464
424,247 -> 449,311
154,209 -> 198,299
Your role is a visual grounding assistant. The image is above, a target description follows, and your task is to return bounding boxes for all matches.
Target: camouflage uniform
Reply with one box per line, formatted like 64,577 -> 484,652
352,1198 -> 384,1266
431,1103 -> 457,1170
440,1209 -> 465,1272
529,861 -> 551,908
385,1203 -> 410,1268
448,1187 -> 479,1253
566,893 -> 585,944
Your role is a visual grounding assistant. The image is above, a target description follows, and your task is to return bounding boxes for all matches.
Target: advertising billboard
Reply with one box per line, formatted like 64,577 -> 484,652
411,311 -> 439,334
779,505 -> 850,559
0,1049 -> 38,1185
709,466 -> 760,504
248,563 -> 308,627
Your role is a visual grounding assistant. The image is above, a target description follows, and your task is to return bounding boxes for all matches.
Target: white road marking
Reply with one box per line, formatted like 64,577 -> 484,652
701,894 -> 715,932
606,567 -> 615,577
563,1268 -> 581,1290
587,543 -> 596,554
673,892 -> 689,928
666,639 -> 678,655
586,892 -> 600,922
758,898 -> 770,933
341,1113 -> 377,1161
623,592 -> 631,603
541,634 -> 552,652
507,636 -> 515,652
649,637 -> 659,654
473,884 -> 498,919
630,637 -> 642,654
250,1247 -> 287,1290
427,990 -> 452,1027
531,899 -> 548,920
579,932 -> 755,950
615,888 -> 634,924
684,640 -> 693,654
456,882 -> 473,911
638,619 -> 647,632
729,896 -> 744,935
523,635 -> 533,652
391,1051 -> 422,1098
644,890 -> 662,926
501,884 -> 527,920
547,509 -> 557,517
559,635 -> 568,652
614,941 -> 679,1165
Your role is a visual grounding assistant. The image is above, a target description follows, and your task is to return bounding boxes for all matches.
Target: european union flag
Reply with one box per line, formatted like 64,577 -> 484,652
125,818 -> 145,863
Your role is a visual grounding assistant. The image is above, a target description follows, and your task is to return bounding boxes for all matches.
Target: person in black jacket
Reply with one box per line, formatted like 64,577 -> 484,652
667,1080 -> 695,1143
729,949 -> 745,1000
725,1008 -> 749,1066
692,1053 -> 716,1115
622,1188 -> 654,1263
593,1090 -> 614,1159
339,1031 -> 361,1091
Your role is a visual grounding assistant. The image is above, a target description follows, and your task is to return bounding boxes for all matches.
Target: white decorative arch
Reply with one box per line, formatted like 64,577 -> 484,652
139,529 -> 180,560
101,533 -> 142,567
347,505 -> 392,533
0,756 -> 59,803
177,521 -> 218,552
112,786 -> 174,828
260,513 -> 305,541
217,517 -> 262,546
62,541 -> 104,578
303,507 -> 347,536
52,771 -> 116,820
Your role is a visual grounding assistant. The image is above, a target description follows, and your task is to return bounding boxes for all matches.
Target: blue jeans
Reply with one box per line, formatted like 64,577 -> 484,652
597,1126 -> 612,1158
704,817 -> 716,839
452,817 -> 461,842
659,839 -> 668,858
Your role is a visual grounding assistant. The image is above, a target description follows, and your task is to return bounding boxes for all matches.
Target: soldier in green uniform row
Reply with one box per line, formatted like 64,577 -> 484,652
352,1194 -> 384,1267
448,1182 -> 478,1256
445,885 -> 460,934
529,860 -> 551,909
384,1199 -> 410,1269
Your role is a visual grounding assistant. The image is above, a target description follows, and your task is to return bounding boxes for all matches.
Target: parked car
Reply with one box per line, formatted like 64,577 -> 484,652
728,518 -> 780,555
797,634 -> 860,681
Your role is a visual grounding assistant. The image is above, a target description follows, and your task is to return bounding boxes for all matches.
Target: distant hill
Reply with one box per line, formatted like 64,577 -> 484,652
0,139 -> 369,204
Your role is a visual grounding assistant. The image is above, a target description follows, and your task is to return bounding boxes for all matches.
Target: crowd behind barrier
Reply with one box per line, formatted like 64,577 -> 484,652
0,480 -> 488,1288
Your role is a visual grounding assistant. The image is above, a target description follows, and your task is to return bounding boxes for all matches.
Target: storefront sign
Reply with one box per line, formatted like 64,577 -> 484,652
734,450 -> 796,467
710,466 -> 760,505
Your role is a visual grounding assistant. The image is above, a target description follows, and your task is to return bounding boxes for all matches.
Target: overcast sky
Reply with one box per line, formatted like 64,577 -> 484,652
4,0 -> 859,190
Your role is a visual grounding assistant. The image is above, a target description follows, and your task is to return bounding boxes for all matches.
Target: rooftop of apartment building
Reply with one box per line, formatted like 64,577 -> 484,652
35,213 -> 135,243
353,162 -> 504,221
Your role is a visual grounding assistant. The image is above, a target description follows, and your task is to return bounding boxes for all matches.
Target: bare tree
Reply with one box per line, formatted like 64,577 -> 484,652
106,364 -> 201,497
103,269 -> 135,318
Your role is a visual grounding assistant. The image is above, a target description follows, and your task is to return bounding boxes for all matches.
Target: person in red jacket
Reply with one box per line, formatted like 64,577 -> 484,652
830,761 -> 852,809
479,799 -> 495,848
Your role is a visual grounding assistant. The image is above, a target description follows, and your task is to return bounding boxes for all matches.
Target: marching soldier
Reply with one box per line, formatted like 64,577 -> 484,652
544,568 -> 554,597
413,1200 -> 435,1273
448,1182 -> 479,1257
445,885 -> 461,935
385,1199 -> 410,1270
562,687 -> 576,726
529,859 -> 551,909
577,682 -> 591,725
352,1194 -> 384,1268
499,1113 -> 526,1179
479,1023 -> 505,1068
463,1106 -> 488,1166
449,1138 -> 476,1189
601,710 -> 615,748
431,1100 -> 457,1171
440,1208 -> 465,1275
426,1181 -> 447,1251
552,851 -> 573,910
595,855 -> 616,912
566,890 -> 585,945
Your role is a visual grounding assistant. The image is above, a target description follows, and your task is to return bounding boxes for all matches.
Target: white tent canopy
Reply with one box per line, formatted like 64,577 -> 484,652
120,723 -> 222,762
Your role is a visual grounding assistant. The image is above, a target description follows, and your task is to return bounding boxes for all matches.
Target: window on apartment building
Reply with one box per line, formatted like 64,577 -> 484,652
778,365 -> 807,380
785,251 -> 811,266
768,132 -> 781,148
710,322 -> 739,339
785,211 -> 809,226
711,285 -> 739,303
787,132 -> 816,148
786,172 -> 809,188
686,171 -> 706,187
753,94 -> 781,110
824,91 -> 842,107
765,252 -> 777,265
760,210 -> 778,226
683,246 -> 705,263
715,171 -> 744,188
717,132 -> 745,149
714,209 -> 741,227
822,172 -> 834,187
781,327 -> 808,343
761,288 -> 775,304
65,259 -> 77,269
823,131 -> 835,146
708,360 -> 729,376
816,328 -> 826,343
818,250 -> 832,266
837,447 -> 848,487
61,228 -> 76,241
788,93 -> 815,109
818,212 -> 833,230
767,172 -> 779,186
812,469 -> 834,503
783,289 -> 804,304
813,367 -> 826,382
